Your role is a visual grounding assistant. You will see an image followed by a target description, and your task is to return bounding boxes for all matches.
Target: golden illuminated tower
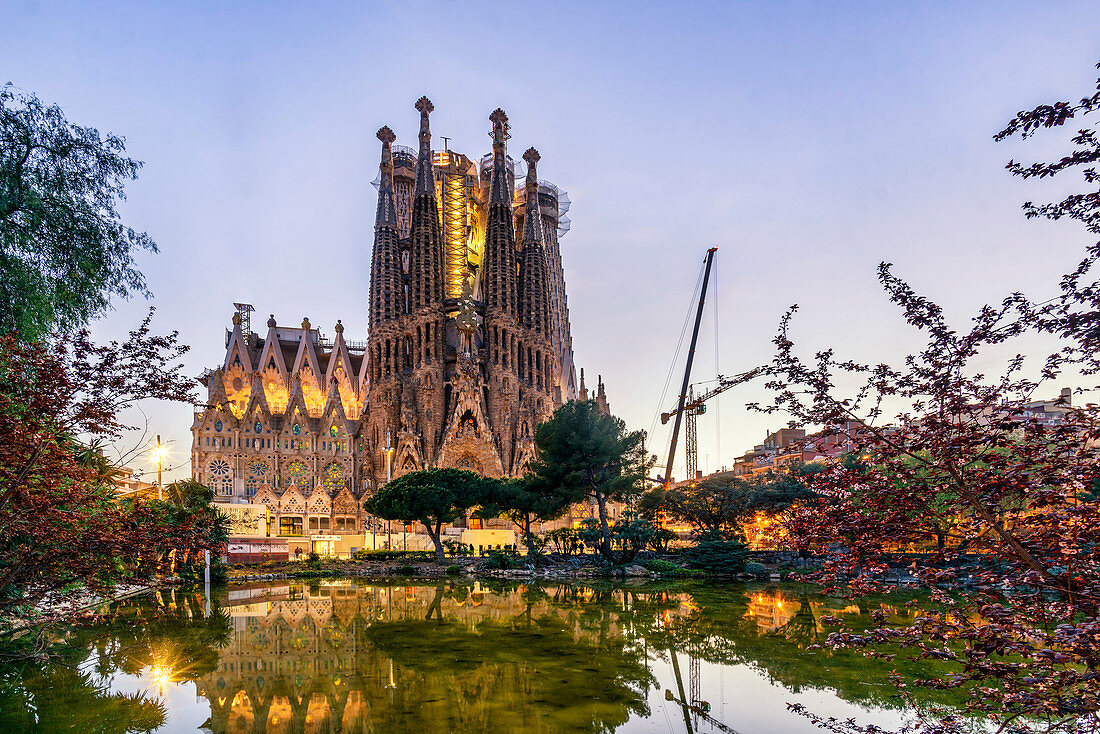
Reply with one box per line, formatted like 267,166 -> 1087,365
433,149 -> 481,300
362,98 -> 583,485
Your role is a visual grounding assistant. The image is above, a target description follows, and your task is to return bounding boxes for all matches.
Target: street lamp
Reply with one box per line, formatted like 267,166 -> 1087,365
150,434 -> 165,501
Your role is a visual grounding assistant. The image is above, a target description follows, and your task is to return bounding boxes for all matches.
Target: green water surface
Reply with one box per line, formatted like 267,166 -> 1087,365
0,579 -> 969,733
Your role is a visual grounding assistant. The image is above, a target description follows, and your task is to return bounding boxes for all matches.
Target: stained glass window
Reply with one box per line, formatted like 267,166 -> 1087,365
254,421 -> 263,434
214,419 -> 223,432
322,462 -> 345,493
292,423 -> 301,435
285,459 -> 308,489
329,425 -> 339,437
246,460 -> 268,496
209,458 -> 232,496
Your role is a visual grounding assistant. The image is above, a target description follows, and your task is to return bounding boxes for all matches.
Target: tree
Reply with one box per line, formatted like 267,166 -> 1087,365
479,478 -> 569,564
363,468 -> 494,564
1,85 -> 156,341
753,61 -> 1100,734
642,470 -> 814,540
0,315 -> 216,622
526,401 -> 649,559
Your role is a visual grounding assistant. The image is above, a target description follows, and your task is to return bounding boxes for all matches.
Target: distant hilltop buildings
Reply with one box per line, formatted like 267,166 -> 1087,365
190,98 -> 607,548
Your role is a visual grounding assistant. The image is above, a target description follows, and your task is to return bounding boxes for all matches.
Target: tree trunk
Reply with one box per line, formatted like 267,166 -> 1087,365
426,521 -> 445,565
523,515 -> 539,567
595,494 -> 612,559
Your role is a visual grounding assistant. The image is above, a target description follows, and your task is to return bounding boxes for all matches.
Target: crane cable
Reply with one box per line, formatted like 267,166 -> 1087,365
648,261 -> 707,458
713,255 -> 721,473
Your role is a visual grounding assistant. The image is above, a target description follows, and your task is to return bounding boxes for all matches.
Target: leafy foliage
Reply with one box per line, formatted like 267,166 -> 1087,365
363,468 -> 497,563
680,531 -> 749,574
477,478 -> 567,565
526,401 -> 649,559
755,60 -> 1100,733
0,325 -> 215,622
0,85 -> 157,341
609,512 -> 656,563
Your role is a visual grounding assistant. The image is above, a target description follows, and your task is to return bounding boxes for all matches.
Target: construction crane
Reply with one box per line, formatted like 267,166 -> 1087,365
661,248 -> 718,490
660,368 -> 762,481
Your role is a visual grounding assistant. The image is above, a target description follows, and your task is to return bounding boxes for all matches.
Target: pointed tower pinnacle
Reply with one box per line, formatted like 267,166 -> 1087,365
413,96 -> 435,197
488,108 -> 511,204
522,147 -> 543,244
518,146 -> 551,337
376,126 -> 398,230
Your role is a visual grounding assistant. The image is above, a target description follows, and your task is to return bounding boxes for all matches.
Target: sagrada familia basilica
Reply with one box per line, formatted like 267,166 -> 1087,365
191,98 -> 608,529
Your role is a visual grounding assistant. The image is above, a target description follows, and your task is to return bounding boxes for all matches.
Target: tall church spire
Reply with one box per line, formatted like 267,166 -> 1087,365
408,96 -> 444,311
483,108 -> 517,316
488,108 -> 511,205
519,147 -> 551,337
375,126 -> 398,231
522,147 -> 544,245
369,126 -> 403,330
413,96 -> 435,197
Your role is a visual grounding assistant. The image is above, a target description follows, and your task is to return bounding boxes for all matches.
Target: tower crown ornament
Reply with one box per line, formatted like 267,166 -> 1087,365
376,125 -> 396,145
414,96 -> 434,115
334,319 -> 344,334
489,108 -> 510,144
302,317 -> 311,330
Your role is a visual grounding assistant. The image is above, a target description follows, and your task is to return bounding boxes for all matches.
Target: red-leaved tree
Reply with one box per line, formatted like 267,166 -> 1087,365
0,311 -> 224,624
755,63 -> 1100,733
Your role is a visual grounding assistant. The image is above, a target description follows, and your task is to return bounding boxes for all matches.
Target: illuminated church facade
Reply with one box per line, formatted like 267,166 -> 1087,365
191,98 -> 608,533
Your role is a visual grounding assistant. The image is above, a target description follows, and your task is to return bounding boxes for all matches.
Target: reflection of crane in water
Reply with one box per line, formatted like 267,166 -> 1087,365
665,648 -> 742,734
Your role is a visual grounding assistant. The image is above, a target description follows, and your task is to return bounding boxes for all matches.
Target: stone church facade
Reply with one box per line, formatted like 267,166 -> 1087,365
192,98 -> 605,532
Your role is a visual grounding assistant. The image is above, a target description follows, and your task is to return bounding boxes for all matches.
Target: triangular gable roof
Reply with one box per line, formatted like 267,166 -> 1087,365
320,384 -> 351,429
223,323 -> 254,372
256,327 -> 289,377
283,376 -> 309,426
332,487 -> 358,515
292,330 -> 323,387
242,374 -> 271,418
280,487 -> 306,513
253,484 -> 278,510
306,486 -> 331,514
325,331 -> 355,387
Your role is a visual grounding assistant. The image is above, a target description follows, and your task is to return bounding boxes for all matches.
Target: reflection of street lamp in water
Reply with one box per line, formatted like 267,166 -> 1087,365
384,446 -> 395,549
150,663 -> 173,697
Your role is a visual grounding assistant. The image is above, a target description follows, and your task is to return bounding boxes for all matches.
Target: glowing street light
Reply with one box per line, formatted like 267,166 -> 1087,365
150,435 -> 166,501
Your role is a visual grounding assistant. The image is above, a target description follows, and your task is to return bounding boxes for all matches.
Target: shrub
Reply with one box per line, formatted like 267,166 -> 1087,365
744,561 -> 768,578
643,559 -> 682,574
443,540 -> 473,558
610,512 -> 656,563
545,528 -> 582,556
352,549 -> 434,562
446,564 -> 461,576
485,550 -> 524,570
396,565 -> 417,575
681,532 -> 749,574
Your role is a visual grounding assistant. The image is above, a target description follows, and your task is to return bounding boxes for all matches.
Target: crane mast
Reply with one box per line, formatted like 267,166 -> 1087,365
662,247 -> 718,489
660,367 -> 763,481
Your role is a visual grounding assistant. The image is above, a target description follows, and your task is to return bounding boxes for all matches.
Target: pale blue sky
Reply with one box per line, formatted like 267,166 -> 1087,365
3,1 -> 1099,481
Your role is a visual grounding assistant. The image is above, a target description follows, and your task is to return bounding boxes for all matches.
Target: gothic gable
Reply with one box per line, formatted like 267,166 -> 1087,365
306,487 -> 331,515
280,487 -> 306,515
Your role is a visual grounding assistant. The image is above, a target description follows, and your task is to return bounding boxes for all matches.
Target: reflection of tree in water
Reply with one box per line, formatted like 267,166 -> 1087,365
647,584 -> 971,713
0,587 -> 231,733
0,580 -> 978,733
364,617 -> 653,732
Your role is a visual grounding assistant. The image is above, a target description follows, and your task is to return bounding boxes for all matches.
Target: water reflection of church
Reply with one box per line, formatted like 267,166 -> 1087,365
196,581 -> 641,734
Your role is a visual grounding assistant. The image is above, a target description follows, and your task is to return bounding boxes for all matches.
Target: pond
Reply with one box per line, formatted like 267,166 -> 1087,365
0,579 -> 968,733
